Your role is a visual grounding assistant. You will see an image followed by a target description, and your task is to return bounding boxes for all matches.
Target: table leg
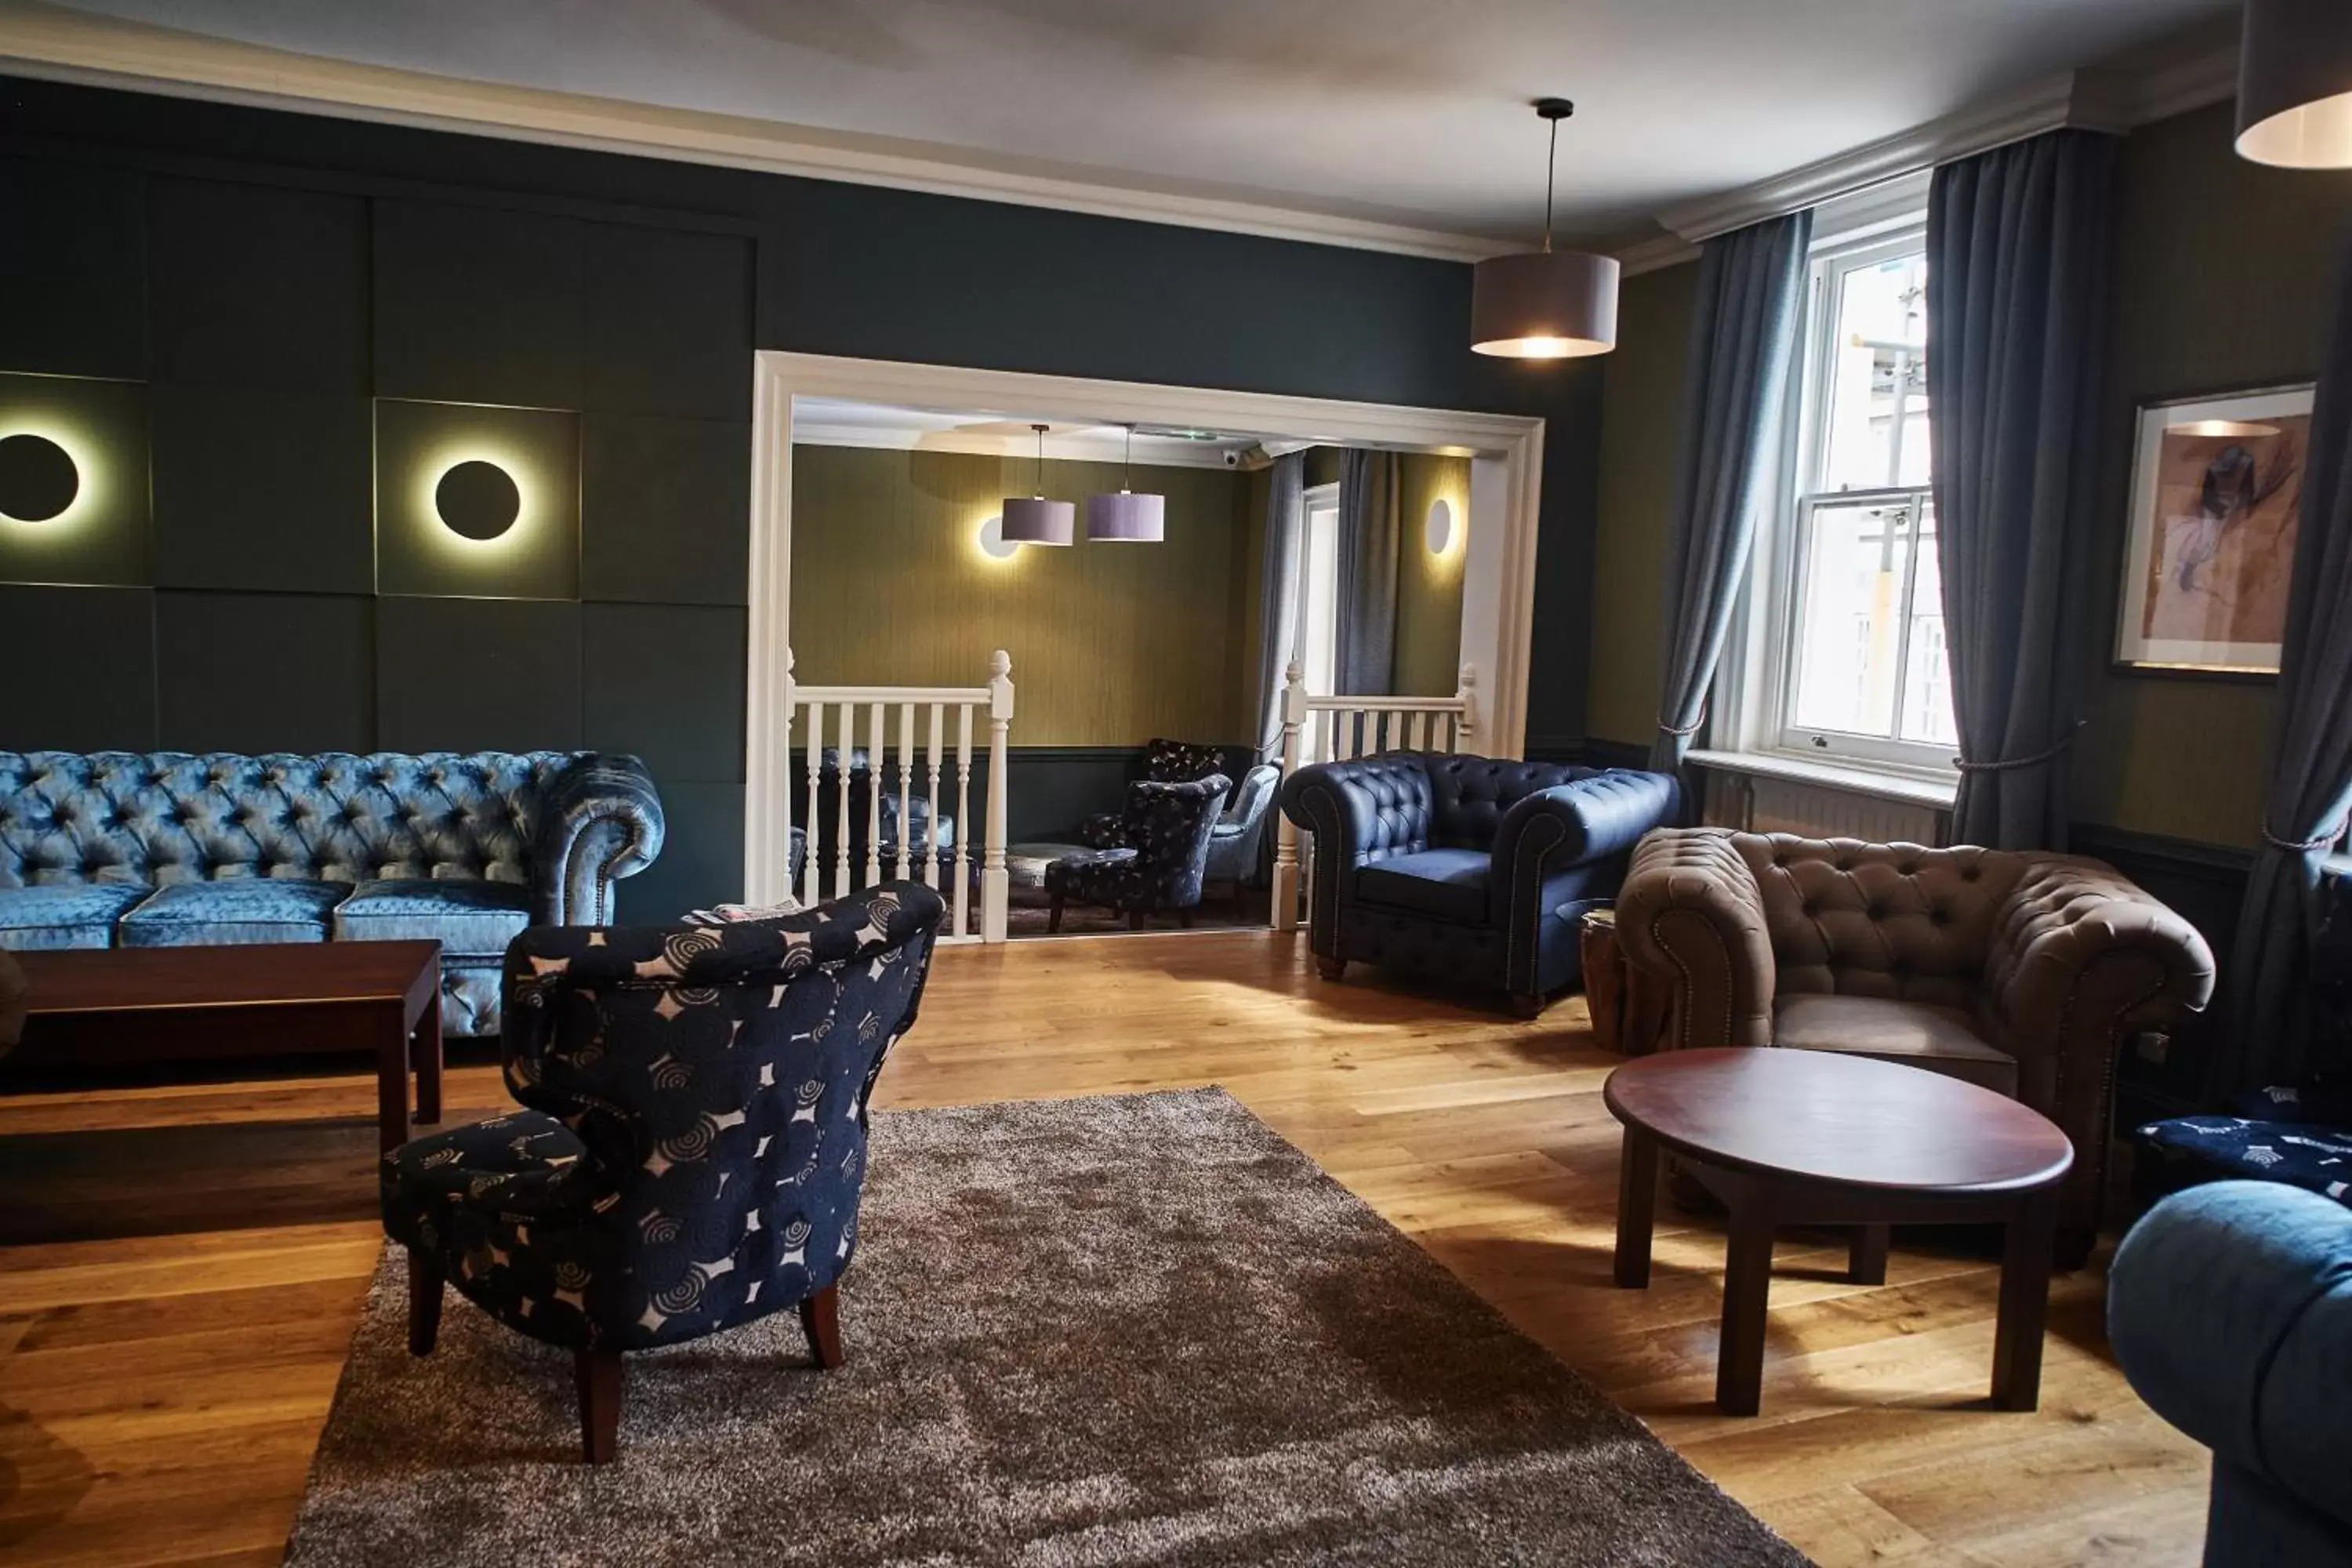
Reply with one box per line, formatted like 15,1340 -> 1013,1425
413,993 -> 444,1128
1850,1223 -> 1889,1285
1613,1127 -> 1659,1289
1992,1186 -> 2057,1411
375,1007 -> 412,1156
1716,1178 -> 1776,1416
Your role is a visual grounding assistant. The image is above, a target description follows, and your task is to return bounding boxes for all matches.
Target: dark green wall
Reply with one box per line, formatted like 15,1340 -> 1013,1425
0,74 -> 1606,918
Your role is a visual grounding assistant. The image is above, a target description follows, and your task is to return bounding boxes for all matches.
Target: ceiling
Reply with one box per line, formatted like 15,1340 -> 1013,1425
793,398 -> 1294,469
19,0 -> 2235,249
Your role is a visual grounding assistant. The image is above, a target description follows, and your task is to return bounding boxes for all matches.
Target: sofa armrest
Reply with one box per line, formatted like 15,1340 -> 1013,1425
2111,1182 -> 2352,1534
1613,828 -> 1777,1048
1985,858 -> 2218,1044
531,753 -> 666,926
1490,769 -> 1679,902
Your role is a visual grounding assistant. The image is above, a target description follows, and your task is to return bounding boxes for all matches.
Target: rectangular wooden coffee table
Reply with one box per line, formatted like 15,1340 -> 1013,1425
10,941 -> 444,1154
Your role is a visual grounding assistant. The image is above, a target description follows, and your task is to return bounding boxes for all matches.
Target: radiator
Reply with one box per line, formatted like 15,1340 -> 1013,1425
1702,769 -> 1946,846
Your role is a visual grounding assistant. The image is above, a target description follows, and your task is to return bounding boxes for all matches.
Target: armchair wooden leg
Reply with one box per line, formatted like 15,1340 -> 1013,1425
1316,956 -> 1345,981
1178,907 -> 1193,928
407,1248 -> 445,1356
1509,991 -> 1545,1018
1128,909 -> 1144,931
1047,894 -> 1065,934
800,1283 -> 844,1370
575,1348 -> 623,1464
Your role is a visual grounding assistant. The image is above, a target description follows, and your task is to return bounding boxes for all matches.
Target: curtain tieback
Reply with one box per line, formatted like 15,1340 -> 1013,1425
1656,698 -> 1708,739
2261,817 -> 2349,855
1951,720 -> 2085,775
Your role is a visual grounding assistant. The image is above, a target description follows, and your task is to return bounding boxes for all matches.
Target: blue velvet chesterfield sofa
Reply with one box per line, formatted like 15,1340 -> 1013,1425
2110,1181 -> 2352,1566
0,750 -> 663,1036
1278,753 -> 1680,1014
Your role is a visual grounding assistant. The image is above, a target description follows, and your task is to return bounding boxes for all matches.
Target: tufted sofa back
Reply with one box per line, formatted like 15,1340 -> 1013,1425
1733,833 -> 2030,1008
1426,755 -> 1606,850
0,750 -> 592,889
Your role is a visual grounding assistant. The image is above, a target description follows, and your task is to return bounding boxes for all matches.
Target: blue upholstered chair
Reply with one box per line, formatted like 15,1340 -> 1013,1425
2110,1182 -> 2352,1565
1279,753 -> 1680,1014
1047,775 -> 1229,931
1076,737 -> 1236,848
383,880 -> 945,1462
1203,763 -> 1283,894
0,750 -> 662,1034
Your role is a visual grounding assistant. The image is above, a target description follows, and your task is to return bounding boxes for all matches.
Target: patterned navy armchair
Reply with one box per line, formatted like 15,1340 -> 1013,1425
1076,737 -> 1234,848
0,750 -> 662,1035
383,880 -> 945,1462
1047,775 -> 1229,930
1279,753 -> 1679,1014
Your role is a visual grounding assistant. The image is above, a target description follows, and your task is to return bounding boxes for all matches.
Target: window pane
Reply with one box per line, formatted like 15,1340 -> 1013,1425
1790,499 -> 1915,739
1897,510 -> 1958,746
1818,251 -> 1929,493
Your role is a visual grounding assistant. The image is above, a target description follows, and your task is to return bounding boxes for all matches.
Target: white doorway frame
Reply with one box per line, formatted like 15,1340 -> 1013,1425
745,350 -> 1546,905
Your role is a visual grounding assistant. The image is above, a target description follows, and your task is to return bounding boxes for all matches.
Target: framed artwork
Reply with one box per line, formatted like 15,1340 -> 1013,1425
2114,383 -> 2315,677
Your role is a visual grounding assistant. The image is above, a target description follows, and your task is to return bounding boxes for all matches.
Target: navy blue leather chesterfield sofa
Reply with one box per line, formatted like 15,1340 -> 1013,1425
0,750 -> 663,1036
1279,753 -> 1679,1014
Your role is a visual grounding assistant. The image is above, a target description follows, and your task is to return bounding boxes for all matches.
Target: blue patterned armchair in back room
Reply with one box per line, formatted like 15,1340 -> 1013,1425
1047,775 -> 1229,930
382,880 -> 945,1461
0,750 -> 663,1034
1279,753 -> 1680,1014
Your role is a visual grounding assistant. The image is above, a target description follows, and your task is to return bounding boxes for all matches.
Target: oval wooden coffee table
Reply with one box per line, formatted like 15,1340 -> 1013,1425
1604,1047 -> 2074,1417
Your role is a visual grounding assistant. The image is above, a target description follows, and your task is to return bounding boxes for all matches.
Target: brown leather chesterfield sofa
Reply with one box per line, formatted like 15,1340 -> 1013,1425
1613,829 -> 2217,1265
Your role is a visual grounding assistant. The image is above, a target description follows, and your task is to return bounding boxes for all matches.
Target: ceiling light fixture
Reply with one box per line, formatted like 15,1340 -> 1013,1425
2236,0 -> 2352,169
1470,98 -> 1620,360
1085,424 -> 1166,542
1000,423 -> 1074,546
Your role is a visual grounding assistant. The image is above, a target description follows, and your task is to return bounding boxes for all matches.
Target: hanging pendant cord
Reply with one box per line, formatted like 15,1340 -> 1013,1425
1544,116 -> 1557,254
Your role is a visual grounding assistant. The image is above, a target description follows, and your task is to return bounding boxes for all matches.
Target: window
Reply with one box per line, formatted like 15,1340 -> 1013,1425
1296,482 -> 1341,760
1766,227 -> 1956,770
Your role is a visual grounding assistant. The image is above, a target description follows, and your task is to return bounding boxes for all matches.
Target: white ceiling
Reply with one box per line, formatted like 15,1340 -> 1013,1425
25,0 -> 2234,247
792,398 -> 1288,469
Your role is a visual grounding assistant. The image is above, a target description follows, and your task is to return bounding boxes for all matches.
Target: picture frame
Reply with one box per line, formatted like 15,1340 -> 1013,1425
2113,382 -> 2315,677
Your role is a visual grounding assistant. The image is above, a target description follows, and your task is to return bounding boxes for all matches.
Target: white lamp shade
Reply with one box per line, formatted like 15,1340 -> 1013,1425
1000,495 -> 1074,546
1470,249 -> 1621,358
2238,0 -> 2352,169
1085,488 -> 1165,542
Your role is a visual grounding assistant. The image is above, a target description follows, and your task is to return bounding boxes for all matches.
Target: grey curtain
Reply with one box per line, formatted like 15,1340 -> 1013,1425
1254,452 -> 1305,761
1648,210 -> 1813,778
1928,129 -> 2117,850
2222,240 -> 2352,1095
1336,448 -> 1399,695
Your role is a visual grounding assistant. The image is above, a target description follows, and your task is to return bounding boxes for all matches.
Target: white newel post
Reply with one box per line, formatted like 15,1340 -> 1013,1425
1269,659 -> 1308,931
982,649 -> 1014,942
1456,662 -> 1479,754
780,648 -> 797,898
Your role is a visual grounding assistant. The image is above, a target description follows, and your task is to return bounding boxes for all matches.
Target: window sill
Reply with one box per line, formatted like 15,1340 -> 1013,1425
1683,748 -> 1958,810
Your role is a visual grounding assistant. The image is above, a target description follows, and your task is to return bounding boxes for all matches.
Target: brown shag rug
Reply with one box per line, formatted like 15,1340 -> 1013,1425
285,1089 -> 1805,1566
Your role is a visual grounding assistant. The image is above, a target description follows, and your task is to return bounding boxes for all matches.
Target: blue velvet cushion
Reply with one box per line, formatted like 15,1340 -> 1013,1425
333,877 -> 532,956
0,884 -> 150,950
1356,848 -> 1490,924
118,878 -> 350,946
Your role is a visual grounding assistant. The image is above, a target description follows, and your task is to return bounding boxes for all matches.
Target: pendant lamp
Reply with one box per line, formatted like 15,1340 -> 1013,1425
1000,423 -> 1074,546
1470,98 -> 1619,359
2236,0 -> 2352,169
1085,424 -> 1166,542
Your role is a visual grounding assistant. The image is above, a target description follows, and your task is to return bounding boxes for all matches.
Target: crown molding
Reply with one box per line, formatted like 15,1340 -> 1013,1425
1657,48 -> 2239,245
790,426 -> 1249,470
0,0 -> 1510,264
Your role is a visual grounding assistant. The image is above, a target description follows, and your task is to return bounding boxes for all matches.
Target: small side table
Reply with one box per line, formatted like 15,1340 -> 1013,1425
1605,1047 -> 2073,1416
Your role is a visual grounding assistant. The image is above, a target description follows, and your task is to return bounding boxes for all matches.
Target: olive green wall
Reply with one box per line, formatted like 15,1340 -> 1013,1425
2074,103 -> 2352,848
1586,262 -> 1700,750
1581,103 -> 2352,847
1395,453 -> 1472,695
789,445 -> 1255,746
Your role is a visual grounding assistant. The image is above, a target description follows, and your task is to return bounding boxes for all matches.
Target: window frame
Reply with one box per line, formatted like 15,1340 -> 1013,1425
1740,217 -> 1958,781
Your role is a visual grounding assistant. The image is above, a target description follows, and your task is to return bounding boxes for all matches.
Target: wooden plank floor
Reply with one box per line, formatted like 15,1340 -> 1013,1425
0,931 -> 2207,1566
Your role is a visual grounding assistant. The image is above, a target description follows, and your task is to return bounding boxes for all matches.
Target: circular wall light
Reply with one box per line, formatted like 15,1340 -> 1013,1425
976,514 -> 1019,561
1426,497 -> 1454,555
0,432 -> 80,523
434,459 -> 522,541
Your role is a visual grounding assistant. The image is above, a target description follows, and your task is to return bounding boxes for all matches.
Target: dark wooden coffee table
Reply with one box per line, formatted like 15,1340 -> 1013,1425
1605,1047 -> 2073,1416
10,942 -> 444,1154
